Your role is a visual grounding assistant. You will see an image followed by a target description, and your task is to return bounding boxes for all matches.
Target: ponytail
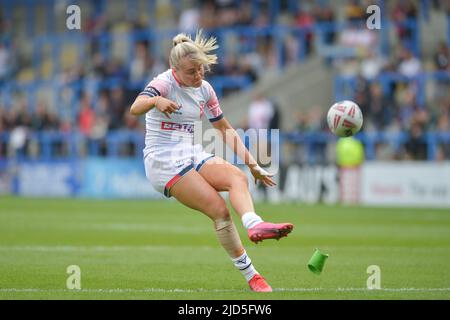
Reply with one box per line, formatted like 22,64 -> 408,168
169,30 -> 218,70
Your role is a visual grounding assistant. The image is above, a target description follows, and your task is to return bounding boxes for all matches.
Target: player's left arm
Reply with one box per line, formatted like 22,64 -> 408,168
211,117 -> 276,187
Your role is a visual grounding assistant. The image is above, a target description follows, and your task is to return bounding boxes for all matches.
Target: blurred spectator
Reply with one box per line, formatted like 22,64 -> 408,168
8,126 -> 28,158
46,111 -> 60,131
291,106 -> 328,165
87,90 -> 110,156
124,108 -> 140,130
339,21 -> 378,57
0,110 -> 5,157
392,0 -> 418,44
215,0 -> 239,27
375,142 -> 397,160
436,102 -> 450,160
353,75 -> 370,118
90,53 -> 108,78
216,53 -> 241,77
247,92 -> 276,199
433,41 -> 450,71
30,102 -> 58,131
12,100 -> 32,128
254,7 -> 270,27
314,4 -> 336,45
30,103 -> 47,131
295,4 -> 315,56
396,88 -> 419,130
178,4 -> 200,33
268,98 -> 281,130
105,58 -> 127,80
248,93 -> 275,130
109,87 -> 127,130
360,52 -> 387,81
198,1 -> 217,29
404,119 -> 428,160
236,1 -> 253,26
240,51 -> 264,81
345,0 -> 366,22
398,48 -> 422,78
0,43 -> 11,84
293,111 -> 308,133
247,93 -> 276,159
437,111 -> 449,133
366,83 -> 393,131
78,94 -> 96,137
307,106 -> 328,165
283,33 -> 301,65
95,89 -> 112,130
0,107 -> 6,131
129,41 -> 153,83
431,42 -> 450,101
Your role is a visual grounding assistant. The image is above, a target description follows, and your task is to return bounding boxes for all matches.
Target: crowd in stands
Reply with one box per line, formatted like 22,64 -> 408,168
0,0 -> 449,162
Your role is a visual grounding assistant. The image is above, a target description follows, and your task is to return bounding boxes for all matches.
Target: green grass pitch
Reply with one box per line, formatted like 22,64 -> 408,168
0,196 -> 449,300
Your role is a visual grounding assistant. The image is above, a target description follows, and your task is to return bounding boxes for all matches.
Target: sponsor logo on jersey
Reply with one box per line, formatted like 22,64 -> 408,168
173,104 -> 183,115
161,121 -> 194,133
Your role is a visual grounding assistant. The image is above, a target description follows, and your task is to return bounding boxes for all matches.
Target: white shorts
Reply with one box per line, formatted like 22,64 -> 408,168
143,144 -> 215,197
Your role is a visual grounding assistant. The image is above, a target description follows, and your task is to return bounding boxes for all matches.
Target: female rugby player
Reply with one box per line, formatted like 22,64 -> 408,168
130,31 -> 293,292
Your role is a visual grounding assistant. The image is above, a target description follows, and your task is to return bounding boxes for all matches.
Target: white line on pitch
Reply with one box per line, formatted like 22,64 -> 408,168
0,288 -> 449,293
0,245 -> 448,253
0,245 -> 216,252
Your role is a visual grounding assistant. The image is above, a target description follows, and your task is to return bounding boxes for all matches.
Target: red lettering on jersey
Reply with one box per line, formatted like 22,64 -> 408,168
161,122 -> 173,130
161,122 -> 194,133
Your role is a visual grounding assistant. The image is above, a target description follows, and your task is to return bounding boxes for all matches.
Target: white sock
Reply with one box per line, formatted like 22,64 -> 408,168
231,251 -> 258,281
241,212 -> 263,229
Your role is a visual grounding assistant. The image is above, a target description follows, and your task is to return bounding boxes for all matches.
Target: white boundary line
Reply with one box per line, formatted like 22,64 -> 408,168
0,288 -> 449,293
0,245 -> 216,252
0,245 -> 449,252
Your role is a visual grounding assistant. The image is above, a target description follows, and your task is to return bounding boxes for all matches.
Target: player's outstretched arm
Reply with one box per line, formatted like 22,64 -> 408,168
211,117 -> 276,187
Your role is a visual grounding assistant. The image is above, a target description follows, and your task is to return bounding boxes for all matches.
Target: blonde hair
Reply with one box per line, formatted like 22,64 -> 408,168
169,30 -> 218,71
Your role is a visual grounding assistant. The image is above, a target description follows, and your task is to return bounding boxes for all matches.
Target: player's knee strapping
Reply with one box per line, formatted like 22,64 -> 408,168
214,218 -> 243,258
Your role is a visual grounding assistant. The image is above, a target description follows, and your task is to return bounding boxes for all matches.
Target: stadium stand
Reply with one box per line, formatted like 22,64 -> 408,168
0,0 -> 449,164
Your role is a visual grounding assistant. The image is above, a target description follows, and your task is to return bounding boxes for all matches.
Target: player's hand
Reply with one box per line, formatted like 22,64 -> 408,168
155,97 -> 180,119
249,164 -> 276,187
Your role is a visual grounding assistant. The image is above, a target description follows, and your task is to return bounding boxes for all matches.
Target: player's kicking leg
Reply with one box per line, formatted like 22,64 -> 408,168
197,157 -> 294,244
169,169 -> 272,292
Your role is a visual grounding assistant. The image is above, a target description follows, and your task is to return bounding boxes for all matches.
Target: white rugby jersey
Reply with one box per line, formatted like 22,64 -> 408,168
139,69 -> 223,157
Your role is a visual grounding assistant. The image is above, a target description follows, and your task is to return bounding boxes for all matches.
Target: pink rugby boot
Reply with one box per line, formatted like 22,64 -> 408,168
248,274 -> 272,292
248,222 -> 294,244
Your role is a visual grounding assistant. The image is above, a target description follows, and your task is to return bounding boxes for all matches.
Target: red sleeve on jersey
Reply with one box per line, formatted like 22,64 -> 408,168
205,82 -> 223,121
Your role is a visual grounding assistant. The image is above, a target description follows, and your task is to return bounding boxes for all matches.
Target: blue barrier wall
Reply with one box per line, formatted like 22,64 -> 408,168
2,129 -> 450,163
1,157 -> 163,198
79,158 -> 162,198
